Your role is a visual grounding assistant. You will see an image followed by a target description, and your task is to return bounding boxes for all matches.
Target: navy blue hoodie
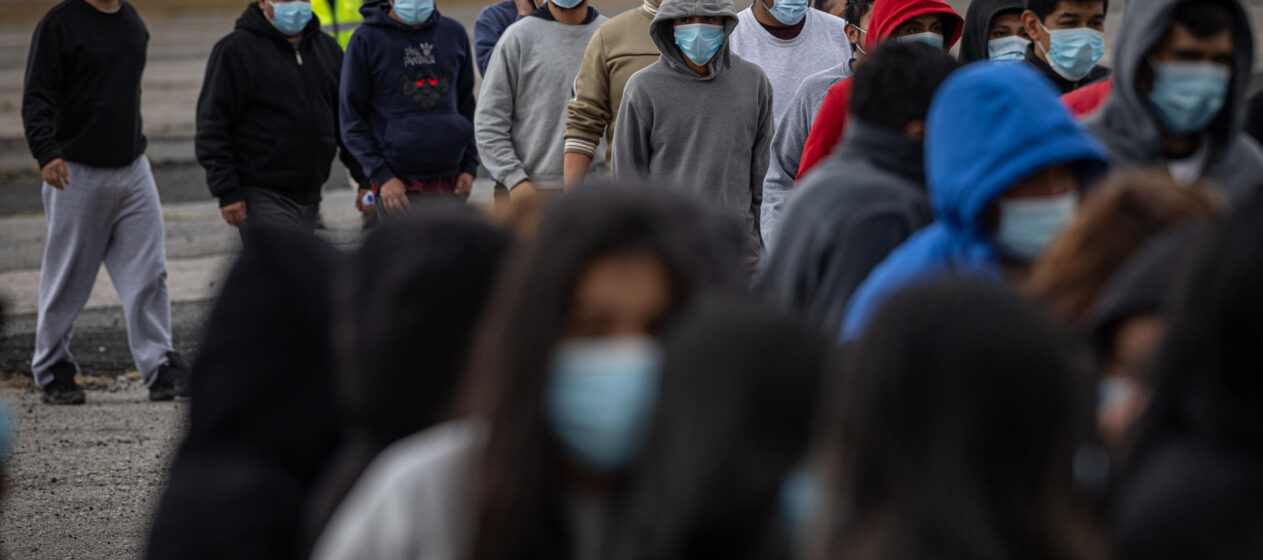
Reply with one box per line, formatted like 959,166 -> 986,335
340,4 -> 478,185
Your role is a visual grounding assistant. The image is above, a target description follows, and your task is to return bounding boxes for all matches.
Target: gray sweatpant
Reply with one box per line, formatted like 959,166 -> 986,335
32,155 -> 174,387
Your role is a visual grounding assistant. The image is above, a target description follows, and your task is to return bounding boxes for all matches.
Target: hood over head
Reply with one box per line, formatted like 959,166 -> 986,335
360,0 -> 441,29
1090,0 -> 1255,162
958,0 -> 1023,63
865,0 -> 964,52
840,62 -> 1107,340
650,0 -> 739,79
237,1 -> 323,43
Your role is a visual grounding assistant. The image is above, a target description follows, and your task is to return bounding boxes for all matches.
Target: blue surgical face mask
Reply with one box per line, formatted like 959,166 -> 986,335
779,465 -> 821,549
267,0 -> 313,36
674,23 -> 726,67
1148,60 -> 1231,135
988,35 -> 1030,61
992,190 -> 1079,262
393,0 -> 435,25
896,31 -> 944,49
762,0 -> 808,26
1037,24 -> 1105,81
551,0 -> 585,9
545,337 -> 663,471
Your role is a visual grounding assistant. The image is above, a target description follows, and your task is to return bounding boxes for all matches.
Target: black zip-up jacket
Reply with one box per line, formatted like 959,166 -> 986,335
23,0 -> 149,169
196,3 -> 367,207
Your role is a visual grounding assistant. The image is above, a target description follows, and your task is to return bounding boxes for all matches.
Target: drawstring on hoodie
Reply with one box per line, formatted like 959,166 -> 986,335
296,50 -> 304,66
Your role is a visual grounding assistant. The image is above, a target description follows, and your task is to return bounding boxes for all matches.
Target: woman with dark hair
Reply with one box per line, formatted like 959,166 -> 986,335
1026,170 -> 1219,323
611,298 -> 832,560
1111,191 -> 1263,559
299,203 -> 513,552
817,280 -> 1104,560
312,185 -> 744,560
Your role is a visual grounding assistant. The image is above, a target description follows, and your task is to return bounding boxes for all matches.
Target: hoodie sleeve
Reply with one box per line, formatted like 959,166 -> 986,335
750,75 -> 775,245
474,33 -> 528,188
340,33 -> 395,186
760,88 -> 815,248
563,27 -> 610,158
22,15 -> 66,170
457,26 -> 480,176
195,37 -> 249,206
797,80 -> 848,181
611,78 -> 652,182
328,42 -> 370,191
473,4 -> 511,77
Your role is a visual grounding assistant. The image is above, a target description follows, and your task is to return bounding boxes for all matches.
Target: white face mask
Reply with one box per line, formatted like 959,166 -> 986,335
988,35 -> 1030,61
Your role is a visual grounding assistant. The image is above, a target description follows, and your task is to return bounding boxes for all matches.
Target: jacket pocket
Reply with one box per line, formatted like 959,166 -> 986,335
383,112 -> 473,178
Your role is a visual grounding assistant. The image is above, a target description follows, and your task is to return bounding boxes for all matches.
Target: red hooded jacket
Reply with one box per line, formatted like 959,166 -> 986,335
1062,78 -> 1113,120
795,0 -> 964,182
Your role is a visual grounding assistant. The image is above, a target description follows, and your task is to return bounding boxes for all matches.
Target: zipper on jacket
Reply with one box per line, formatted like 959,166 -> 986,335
295,49 -> 303,66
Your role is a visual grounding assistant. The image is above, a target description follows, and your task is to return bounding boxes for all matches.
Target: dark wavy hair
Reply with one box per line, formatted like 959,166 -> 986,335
460,184 -> 745,560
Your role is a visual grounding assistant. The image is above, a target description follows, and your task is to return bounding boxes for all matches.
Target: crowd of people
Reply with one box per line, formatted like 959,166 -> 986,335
11,0 -> 1263,556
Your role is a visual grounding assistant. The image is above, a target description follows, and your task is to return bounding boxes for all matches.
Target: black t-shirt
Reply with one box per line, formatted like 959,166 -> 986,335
22,0 -> 149,168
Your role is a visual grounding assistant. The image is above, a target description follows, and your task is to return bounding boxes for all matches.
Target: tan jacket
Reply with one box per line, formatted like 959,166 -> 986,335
563,2 -> 661,163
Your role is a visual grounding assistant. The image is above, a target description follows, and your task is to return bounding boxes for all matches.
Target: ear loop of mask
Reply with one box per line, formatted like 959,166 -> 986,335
851,24 -> 867,55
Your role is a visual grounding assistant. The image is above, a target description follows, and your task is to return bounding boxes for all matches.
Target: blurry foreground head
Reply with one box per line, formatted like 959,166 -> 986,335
1026,169 -> 1220,322
613,298 -> 832,560
1112,188 -> 1263,558
462,184 -> 746,559
822,280 -> 1102,560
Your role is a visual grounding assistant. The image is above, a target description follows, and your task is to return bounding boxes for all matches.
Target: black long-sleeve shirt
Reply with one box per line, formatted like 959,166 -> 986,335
23,0 -> 149,169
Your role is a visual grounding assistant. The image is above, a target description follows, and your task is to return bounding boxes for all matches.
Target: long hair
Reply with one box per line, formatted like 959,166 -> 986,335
460,184 -> 745,560
1026,170 -> 1220,323
612,298 -> 833,560
817,280 -> 1104,560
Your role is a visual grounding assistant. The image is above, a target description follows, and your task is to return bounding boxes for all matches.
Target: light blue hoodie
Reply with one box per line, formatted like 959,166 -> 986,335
840,63 -> 1108,340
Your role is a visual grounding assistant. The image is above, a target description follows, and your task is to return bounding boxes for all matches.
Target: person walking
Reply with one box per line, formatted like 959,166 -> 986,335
22,0 -> 188,404
197,0 -> 370,233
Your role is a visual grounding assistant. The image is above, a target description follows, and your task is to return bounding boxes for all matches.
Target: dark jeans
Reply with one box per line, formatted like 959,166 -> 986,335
241,188 -> 319,237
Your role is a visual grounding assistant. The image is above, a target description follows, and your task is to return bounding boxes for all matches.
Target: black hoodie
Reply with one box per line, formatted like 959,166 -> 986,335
958,0 -> 1023,64
195,3 -> 367,207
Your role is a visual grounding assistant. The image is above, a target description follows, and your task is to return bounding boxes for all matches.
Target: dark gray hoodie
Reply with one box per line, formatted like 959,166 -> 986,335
1084,0 -> 1263,202
612,0 -> 775,266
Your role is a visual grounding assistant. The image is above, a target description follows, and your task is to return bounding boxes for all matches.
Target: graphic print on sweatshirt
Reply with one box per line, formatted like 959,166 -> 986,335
400,72 -> 452,109
405,42 -> 437,66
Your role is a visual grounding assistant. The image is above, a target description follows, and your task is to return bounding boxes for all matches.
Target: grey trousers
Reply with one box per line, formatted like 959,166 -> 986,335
33,155 -> 173,387
242,187 -> 319,235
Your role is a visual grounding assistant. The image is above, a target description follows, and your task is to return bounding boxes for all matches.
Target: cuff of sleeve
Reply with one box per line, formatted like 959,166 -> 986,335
36,149 -> 65,170
218,189 -> 247,207
461,162 -> 479,177
503,169 -> 530,189
564,138 -> 599,158
370,167 -> 396,187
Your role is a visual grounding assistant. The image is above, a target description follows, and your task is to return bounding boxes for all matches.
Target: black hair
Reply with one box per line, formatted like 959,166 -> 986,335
612,298 -> 833,560
844,0 -> 873,29
461,184 -> 745,560
818,280 -> 1104,560
299,202 -> 513,552
1024,0 -> 1109,22
849,42 -> 959,132
1128,188 -> 1263,468
1171,0 -> 1232,38
813,0 -> 830,12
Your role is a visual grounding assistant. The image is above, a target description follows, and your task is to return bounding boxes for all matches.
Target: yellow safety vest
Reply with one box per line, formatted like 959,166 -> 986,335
312,0 -> 364,50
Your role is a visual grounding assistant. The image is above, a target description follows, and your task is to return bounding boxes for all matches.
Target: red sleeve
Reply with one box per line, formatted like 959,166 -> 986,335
796,79 -> 851,184
1061,79 -> 1112,120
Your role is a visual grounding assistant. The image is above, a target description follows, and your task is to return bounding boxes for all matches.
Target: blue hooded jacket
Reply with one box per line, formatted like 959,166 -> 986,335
340,4 -> 478,185
840,63 -> 1108,341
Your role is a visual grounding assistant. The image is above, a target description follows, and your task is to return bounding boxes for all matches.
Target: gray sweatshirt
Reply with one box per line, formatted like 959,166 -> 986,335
1084,0 -> 1263,203
729,8 -> 852,123
613,0 -> 774,266
475,9 -> 608,190
760,60 -> 852,248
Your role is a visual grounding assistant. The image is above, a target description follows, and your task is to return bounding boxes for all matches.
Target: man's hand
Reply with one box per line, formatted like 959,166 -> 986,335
455,173 -> 475,200
356,188 -> 376,214
221,200 -> 247,227
42,158 -> 70,190
381,178 -> 410,214
510,180 -> 540,203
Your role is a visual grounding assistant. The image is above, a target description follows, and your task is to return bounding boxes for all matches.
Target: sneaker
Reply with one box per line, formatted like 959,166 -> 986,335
148,351 -> 190,402
41,361 -> 86,405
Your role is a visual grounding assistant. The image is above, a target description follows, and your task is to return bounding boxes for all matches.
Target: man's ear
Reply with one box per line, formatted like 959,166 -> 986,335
1020,10 -> 1043,43
904,120 -> 926,141
845,23 -> 861,46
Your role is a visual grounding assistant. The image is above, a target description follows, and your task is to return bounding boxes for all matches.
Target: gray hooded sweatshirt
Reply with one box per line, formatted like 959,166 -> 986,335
1083,0 -> 1263,203
613,0 -> 775,265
